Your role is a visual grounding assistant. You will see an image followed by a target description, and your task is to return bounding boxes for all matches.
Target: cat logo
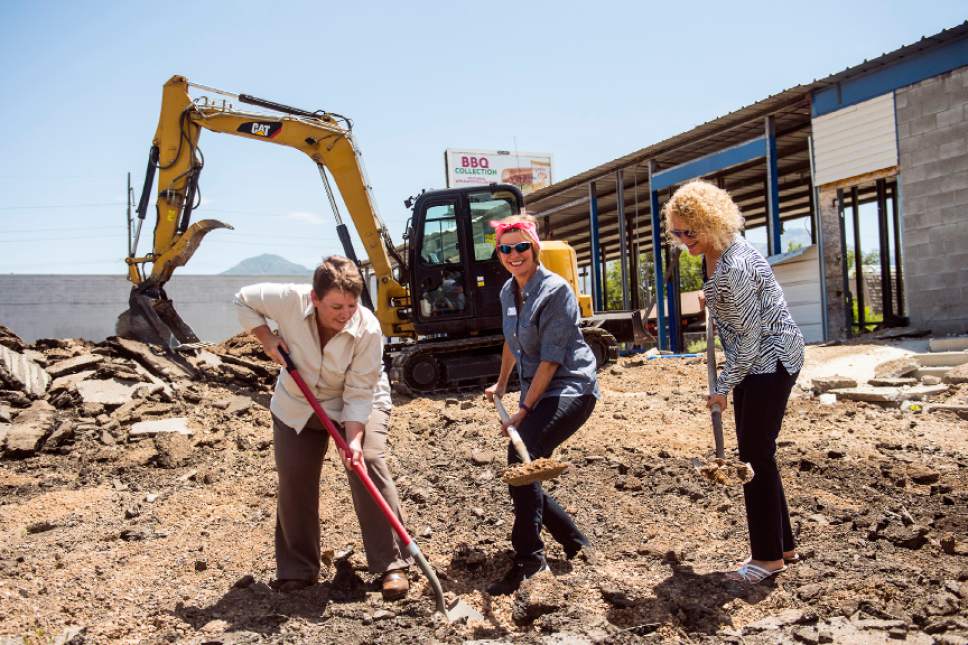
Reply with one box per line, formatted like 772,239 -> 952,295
237,121 -> 282,139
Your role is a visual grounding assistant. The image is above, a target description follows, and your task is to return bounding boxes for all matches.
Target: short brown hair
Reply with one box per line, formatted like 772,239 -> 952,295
313,255 -> 364,298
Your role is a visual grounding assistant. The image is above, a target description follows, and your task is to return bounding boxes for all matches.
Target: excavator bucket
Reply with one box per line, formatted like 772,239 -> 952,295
117,219 -> 232,350
116,288 -> 200,350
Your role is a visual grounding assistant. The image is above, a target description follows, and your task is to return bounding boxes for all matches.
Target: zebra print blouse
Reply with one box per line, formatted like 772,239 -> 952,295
703,236 -> 805,396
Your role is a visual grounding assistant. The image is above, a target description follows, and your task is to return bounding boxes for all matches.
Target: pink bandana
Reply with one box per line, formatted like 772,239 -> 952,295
489,220 -> 541,249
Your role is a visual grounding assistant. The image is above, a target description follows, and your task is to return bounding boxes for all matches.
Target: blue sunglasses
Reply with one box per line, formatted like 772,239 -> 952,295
498,241 -> 533,255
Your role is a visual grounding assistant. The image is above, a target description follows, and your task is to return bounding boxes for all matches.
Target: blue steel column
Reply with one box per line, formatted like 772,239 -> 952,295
765,116 -> 781,255
648,161 -> 667,350
588,181 -> 603,312
666,251 -> 681,353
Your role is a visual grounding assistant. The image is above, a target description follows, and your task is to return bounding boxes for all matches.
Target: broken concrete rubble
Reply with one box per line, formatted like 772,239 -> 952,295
3,399 -> 56,455
45,354 -> 104,379
0,344 -> 50,398
129,417 -> 193,437
811,375 -> 857,393
829,383 -> 949,404
75,379 -> 139,407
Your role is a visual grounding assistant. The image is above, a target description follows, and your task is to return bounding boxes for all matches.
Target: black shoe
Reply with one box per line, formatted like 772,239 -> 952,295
486,560 -> 550,596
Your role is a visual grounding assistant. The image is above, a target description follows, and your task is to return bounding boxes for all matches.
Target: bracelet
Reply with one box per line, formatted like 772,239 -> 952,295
519,402 -> 533,414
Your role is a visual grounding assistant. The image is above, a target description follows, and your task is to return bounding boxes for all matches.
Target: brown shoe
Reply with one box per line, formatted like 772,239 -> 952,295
381,570 -> 409,601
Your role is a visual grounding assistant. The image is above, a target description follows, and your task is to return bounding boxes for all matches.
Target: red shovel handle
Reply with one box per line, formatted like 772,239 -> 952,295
278,348 -> 412,548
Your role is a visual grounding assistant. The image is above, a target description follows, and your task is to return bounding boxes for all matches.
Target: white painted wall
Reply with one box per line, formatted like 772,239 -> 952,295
770,245 -> 824,343
812,93 -> 898,186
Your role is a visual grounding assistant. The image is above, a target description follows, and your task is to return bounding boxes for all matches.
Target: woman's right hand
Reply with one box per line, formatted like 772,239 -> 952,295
484,382 -> 505,402
260,333 -> 290,366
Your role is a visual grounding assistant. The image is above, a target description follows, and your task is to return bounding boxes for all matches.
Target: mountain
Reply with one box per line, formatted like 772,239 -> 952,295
221,254 -> 313,275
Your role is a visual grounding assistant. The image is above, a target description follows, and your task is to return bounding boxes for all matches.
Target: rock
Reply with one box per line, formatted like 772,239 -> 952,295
0,345 -> 50,398
407,487 -> 429,504
910,469 -> 940,485
615,476 -> 643,491
827,449 -> 846,459
371,609 -> 394,621
470,449 -> 493,465
119,529 -> 145,541
919,592 -> 960,618
600,587 -> 635,608
153,432 -> 192,468
881,524 -> 929,550
829,384 -> 949,404
512,570 -> 564,624
26,520 -> 57,534
874,357 -> 919,378
111,336 -> 193,380
812,375 -> 857,393
194,559 -> 208,572
45,354 -> 103,378
75,379 -> 138,406
922,375 -> 943,385
460,400 -> 474,410
944,362 -> 968,384
51,626 -> 86,645
744,608 -> 809,632
818,393 -> 837,406
452,545 -> 487,570
129,417 -> 194,437
3,400 -> 56,455
233,574 -> 255,588
45,420 -> 75,449
868,377 -> 919,386
941,534 -> 968,556
225,395 -> 253,416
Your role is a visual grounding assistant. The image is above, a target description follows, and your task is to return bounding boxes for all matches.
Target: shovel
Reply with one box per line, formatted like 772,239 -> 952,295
493,398 -> 569,486
694,311 -> 754,486
278,348 -> 482,623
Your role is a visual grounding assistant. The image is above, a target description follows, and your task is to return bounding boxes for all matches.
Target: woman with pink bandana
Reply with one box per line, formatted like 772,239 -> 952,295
483,213 -> 600,595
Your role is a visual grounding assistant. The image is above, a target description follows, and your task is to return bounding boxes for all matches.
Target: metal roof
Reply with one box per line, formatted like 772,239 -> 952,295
526,21 -> 968,265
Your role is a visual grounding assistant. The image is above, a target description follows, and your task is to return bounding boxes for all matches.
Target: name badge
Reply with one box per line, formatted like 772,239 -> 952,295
507,306 -> 517,316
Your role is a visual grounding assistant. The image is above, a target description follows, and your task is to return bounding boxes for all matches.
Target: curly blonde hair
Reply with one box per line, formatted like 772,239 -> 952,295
662,180 -> 744,252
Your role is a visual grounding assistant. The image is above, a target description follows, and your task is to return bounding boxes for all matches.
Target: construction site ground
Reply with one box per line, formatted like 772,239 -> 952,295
1,329 -> 967,644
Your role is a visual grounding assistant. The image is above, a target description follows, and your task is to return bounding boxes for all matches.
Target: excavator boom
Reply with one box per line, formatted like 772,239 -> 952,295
120,76 -> 411,348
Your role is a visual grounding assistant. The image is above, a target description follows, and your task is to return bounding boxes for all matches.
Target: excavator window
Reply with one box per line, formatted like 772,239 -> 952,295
469,196 -> 515,261
419,204 -> 460,266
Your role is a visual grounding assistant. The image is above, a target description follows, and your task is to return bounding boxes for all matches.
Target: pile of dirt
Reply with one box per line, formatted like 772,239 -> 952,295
1,325 -> 967,644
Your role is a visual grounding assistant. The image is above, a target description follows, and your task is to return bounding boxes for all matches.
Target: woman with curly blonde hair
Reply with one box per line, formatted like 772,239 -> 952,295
663,180 -> 804,585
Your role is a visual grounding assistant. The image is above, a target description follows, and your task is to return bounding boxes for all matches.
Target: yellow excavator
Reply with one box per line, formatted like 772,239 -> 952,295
121,75 -> 617,393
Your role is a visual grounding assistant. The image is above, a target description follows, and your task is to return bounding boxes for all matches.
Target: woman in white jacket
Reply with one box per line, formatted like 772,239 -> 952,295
234,255 -> 411,600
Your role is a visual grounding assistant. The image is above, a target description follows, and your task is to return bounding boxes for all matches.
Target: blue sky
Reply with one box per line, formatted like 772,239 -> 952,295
0,1 -> 964,274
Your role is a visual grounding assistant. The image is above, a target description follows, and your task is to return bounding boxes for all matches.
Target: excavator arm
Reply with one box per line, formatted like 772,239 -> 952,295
121,76 -> 412,348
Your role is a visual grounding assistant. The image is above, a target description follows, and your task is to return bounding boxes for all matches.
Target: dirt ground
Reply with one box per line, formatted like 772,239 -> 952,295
1,331 -> 967,644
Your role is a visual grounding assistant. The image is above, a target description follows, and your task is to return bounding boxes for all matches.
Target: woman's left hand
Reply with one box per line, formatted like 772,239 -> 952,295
501,408 -> 527,435
341,422 -> 365,470
706,393 -> 728,412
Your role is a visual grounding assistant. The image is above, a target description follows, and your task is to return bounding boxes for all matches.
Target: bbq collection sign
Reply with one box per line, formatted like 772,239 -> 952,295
444,149 -> 553,195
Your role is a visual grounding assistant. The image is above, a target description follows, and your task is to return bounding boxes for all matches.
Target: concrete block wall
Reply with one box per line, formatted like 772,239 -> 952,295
896,66 -> 968,334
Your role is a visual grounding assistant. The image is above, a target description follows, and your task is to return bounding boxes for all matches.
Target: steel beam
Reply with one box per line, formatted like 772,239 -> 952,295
648,161 -> 667,350
588,181 -> 603,312
615,170 -> 630,310
765,116 -> 782,255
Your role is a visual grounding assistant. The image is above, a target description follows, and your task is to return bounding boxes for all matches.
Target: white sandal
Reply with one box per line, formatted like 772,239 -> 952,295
727,562 -> 786,584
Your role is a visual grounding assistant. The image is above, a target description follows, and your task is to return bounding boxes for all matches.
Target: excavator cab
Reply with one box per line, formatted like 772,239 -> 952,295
407,185 -> 523,338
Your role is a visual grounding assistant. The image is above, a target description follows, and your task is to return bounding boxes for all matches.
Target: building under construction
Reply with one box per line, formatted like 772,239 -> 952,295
526,23 -> 968,350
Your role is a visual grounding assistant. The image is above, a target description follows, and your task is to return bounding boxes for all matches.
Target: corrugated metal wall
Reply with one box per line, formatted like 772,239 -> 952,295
812,93 -> 898,186
771,245 -> 823,343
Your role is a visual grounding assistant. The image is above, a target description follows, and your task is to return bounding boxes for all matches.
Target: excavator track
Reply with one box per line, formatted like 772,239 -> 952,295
388,326 -> 618,396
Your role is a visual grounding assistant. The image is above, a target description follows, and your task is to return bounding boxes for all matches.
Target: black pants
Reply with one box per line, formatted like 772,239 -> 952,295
508,394 -> 596,565
733,362 -> 798,562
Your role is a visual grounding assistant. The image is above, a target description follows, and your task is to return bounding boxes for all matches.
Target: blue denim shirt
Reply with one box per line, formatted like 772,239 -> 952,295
500,265 -> 601,405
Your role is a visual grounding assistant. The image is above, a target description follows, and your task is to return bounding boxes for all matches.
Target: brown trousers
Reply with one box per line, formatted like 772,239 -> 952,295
272,408 -> 412,581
